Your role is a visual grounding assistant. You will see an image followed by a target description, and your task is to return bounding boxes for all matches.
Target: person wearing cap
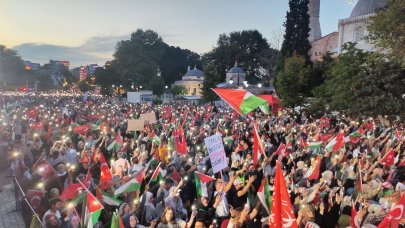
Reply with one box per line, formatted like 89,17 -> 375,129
231,175 -> 255,208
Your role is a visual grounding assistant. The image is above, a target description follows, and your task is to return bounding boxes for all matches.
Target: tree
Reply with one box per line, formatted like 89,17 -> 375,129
158,46 -> 201,85
279,0 -> 311,64
275,54 -> 310,107
314,43 -> 405,116
203,30 -> 278,83
171,85 -> 188,96
202,63 -> 222,102
94,66 -> 121,95
0,44 -> 26,89
113,29 -> 166,92
368,0 -> 405,66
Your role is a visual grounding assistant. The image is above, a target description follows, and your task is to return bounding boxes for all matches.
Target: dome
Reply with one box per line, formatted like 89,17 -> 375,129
184,67 -> 205,77
350,0 -> 389,18
227,66 -> 245,74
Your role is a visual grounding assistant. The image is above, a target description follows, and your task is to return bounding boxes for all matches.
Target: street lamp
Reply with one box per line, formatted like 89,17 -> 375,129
229,80 -> 234,85
139,85 -> 143,89
258,83 -> 262,88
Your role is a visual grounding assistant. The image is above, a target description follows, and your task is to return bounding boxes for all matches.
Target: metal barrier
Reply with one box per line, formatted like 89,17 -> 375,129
13,177 -> 43,228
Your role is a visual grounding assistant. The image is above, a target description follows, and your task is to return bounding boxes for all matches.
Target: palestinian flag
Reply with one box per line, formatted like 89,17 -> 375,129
253,124 -> 265,165
84,191 -> 103,228
149,163 -> 166,184
212,88 -> 269,115
91,123 -> 100,132
96,188 -> 122,206
107,131 -> 123,153
148,130 -> 161,146
194,171 -> 216,197
299,138 -> 307,148
325,132 -> 349,152
114,178 -> 141,197
307,142 -> 322,154
223,136 -> 235,146
257,177 -> 272,214
275,143 -> 286,156
111,210 -> 124,228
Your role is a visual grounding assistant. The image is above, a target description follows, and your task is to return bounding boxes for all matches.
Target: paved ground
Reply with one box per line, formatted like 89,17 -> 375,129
0,168 -> 25,228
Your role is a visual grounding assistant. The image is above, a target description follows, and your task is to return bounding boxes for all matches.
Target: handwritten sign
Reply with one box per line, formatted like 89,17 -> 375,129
204,134 -> 227,173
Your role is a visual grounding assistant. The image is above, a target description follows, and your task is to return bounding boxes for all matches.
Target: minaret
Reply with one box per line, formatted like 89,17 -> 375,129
308,0 -> 322,42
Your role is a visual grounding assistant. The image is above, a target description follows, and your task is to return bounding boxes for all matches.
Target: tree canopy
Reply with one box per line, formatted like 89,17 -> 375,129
203,30 -> 278,85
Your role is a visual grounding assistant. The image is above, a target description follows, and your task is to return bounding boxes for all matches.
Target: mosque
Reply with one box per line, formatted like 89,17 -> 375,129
309,0 -> 390,62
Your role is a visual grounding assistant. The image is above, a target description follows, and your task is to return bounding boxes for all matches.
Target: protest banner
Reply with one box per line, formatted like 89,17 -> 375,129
127,119 -> 144,131
204,134 -> 227,173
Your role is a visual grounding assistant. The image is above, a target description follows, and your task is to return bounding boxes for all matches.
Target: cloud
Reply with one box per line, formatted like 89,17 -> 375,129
13,34 -> 130,68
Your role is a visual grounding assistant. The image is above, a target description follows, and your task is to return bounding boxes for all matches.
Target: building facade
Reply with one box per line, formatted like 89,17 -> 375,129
173,67 -> 205,96
338,0 -> 389,53
310,32 -> 339,62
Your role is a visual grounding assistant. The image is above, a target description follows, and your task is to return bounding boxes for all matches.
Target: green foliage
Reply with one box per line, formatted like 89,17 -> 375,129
94,66 -> 121,95
367,0 -> 405,66
202,63 -> 222,102
158,46 -> 201,85
78,78 -> 92,92
315,43 -> 405,116
203,30 -> 278,83
171,85 -> 188,96
275,54 -> 310,107
0,44 -> 26,89
279,0 -> 311,64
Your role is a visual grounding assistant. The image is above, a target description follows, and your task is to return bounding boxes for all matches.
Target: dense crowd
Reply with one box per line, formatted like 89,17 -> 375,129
1,92 -> 404,228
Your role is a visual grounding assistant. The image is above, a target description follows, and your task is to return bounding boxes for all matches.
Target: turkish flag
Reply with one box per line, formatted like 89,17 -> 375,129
350,204 -> 360,228
380,149 -> 395,166
61,171 -> 91,201
308,155 -> 321,180
333,131 -> 345,152
275,143 -> 286,157
378,192 -> 405,228
27,107 -> 39,119
319,132 -> 334,143
99,153 -> 112,190
269,162 -> 298,228
74,124 -> 91,135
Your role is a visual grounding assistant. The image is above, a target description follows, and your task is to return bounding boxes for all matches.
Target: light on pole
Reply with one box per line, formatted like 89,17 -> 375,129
258,83 -> 262,88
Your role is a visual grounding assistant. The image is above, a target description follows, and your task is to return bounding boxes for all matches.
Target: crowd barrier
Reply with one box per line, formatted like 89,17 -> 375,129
13,177 -> 43,228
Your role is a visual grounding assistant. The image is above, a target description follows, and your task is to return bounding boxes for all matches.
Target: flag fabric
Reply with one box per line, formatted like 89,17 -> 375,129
350,204 -> 360,228
253,124 -> 265,165
275,143 -> 286,156
111,210 -> 124,228
30,120 -> 44,130
96,188 -> 122,206
269,162 -> 298,228
194,171 -> 216,197
332,131 -> 345,152
149,163 -> 166,184
61,171 -> 91,201
319,117 -> 330,129
114,178 -> 141,197
223,136 -> 235,146
380,149 -> 395,166
74,124 -> 92,135
307,142 -> 322,154
378,192 -> 405,228
319,132 -> 335,143
349,128 -> 365,145
325,132 -> 349,152
212,88 -> 269,115
257,177 -> 272,214
85,191 -> 103,228
27,107 -> 39,119
99,153 -> 112,190
299,138 -> 307,148
148,130 -> 161,146
308,155 -> 321,180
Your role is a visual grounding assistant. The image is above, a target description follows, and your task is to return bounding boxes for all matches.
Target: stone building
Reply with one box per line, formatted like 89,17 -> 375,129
173,66 -> 205,96
338,0 -> 389,53
310,32 -> 339,62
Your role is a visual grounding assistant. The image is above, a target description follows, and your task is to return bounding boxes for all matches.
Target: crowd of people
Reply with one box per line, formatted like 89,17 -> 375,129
1,91 -> 404,228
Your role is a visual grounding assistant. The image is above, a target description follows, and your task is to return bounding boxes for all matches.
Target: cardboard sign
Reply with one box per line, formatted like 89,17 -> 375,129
141,112 -> 156,124
127,119 -> 144,131
204,134 -> 227,173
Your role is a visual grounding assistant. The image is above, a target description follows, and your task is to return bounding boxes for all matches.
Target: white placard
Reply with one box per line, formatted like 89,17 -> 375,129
204,134 -> 227,173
